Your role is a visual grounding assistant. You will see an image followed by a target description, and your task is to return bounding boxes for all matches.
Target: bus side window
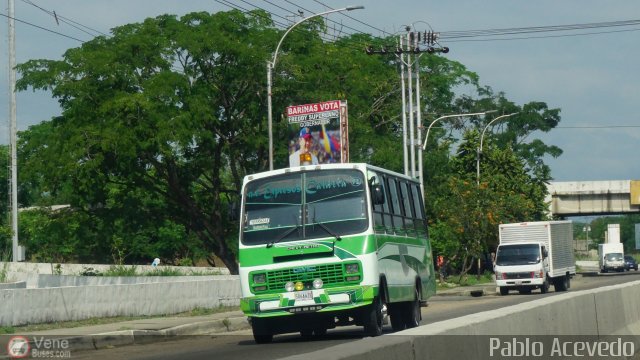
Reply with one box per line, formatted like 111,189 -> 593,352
387,177 -> 403,235
400,182 -> 416,236
368,172 -> 385,233
381,175 -> 393,234
411,183 -> 427,237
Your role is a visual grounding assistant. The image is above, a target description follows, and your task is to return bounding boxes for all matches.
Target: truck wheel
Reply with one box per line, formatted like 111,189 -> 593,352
554,276 -> 568,292
499,287 -> 509,296
540,280 -> 549,294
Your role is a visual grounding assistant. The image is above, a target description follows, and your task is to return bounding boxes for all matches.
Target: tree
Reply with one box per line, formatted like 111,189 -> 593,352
0,145 -> 11,257
16,10 -> 286,273
16,10 -> 486,272
429,129 -> 549,280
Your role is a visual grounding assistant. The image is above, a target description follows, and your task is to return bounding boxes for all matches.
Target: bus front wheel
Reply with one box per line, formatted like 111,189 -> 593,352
363,296 -> 383,337
251,318 -> 274,344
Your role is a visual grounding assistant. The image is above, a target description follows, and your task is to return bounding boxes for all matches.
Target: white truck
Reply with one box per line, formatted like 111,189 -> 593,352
494,221 -> 575,295
598,243 -> 625,273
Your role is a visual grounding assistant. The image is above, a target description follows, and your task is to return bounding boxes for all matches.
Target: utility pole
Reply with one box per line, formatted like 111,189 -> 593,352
366,30 -> 448,192
8,0 -> 21,262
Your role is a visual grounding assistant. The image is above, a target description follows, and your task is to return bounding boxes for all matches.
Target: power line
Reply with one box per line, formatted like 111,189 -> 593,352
0,12 -> 84,42
311,0 -> 392,37
216,0 -> 367,53
554,125 -> 640,129
443,27 -> 640,43
20,0 -> 108,38
439,19 -> 640,41
280,0 -> 363,38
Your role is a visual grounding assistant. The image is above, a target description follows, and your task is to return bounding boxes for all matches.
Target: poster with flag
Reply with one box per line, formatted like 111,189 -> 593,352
286,100 -> 348,167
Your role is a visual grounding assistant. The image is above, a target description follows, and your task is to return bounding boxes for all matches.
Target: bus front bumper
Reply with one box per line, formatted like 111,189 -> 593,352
241,285 -> 376,317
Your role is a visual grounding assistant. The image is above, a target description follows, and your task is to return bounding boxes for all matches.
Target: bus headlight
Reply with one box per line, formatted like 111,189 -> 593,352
345,263 -> 359,274
285,281 -> 295,292
253,273 -> 266,284
313,278 -> 323,289
294,281 -> 304,291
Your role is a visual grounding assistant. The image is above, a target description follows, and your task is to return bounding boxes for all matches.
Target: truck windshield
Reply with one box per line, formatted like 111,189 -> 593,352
495,244 -> 541,266
605,253 -> 623,261
241,169 -> 368,246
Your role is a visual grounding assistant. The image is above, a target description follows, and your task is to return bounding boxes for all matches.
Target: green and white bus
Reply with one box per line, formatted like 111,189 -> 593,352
238,163 -> 436,343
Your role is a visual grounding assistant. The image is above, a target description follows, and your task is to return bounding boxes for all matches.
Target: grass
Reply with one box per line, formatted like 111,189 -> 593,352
0,261 -> 8,283
436,271 -> 495,291
0,305 -> 240,334
79,265 -> 223,277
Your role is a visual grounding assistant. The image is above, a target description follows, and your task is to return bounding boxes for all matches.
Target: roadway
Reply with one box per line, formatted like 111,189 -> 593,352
71,271 -> 640,360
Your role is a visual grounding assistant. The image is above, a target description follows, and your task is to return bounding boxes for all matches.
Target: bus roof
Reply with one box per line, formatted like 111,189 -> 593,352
242,163 -> 419,186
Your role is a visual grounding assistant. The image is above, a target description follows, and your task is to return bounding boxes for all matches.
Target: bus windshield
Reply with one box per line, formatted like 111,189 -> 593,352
241,169 -> 368,246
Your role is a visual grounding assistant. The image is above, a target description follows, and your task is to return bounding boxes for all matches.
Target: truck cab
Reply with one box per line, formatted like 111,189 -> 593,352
598,243 -> 625,273
494,242 -> 549,295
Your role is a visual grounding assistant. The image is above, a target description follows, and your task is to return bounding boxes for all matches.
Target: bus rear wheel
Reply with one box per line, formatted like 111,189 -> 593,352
404,288 -> 421,328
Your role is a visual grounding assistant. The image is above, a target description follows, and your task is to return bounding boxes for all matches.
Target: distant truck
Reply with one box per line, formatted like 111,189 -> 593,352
494,221 -> 575,295
598,243 -> 625,273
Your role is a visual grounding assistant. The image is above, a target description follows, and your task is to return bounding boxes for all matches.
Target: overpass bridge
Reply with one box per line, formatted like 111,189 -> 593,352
546,180 -> 640,216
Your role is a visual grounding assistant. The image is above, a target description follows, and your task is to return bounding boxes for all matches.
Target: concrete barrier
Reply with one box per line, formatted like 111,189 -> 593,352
7,273 -> 237,288
0,281 -> 26,290
0,277 -> 242,326
0,262 -> 229,276
279,280 -> 640,360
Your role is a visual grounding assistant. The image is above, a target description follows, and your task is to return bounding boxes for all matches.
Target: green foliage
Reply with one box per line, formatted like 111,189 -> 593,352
429,128 -> 550,277
102,265 -> 139,277
0,260 -> 9,283
588,215 -> 640,252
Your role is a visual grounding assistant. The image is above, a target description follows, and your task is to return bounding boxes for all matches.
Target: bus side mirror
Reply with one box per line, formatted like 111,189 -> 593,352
228,201 -> 239,221
371,184 -> 385,205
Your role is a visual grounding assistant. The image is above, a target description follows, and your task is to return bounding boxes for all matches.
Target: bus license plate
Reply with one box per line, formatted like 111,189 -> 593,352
294,290 -> 313,301
515,280 -> 522,285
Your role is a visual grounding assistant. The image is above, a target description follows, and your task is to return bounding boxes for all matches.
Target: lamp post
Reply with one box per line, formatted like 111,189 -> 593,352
267,5 -> 364,171
583,225 -> 591,251
476,113 -> 518,186
420,111 -> 495,197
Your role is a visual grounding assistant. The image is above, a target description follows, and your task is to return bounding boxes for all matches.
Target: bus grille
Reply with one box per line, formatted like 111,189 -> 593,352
266,264 -> 344,291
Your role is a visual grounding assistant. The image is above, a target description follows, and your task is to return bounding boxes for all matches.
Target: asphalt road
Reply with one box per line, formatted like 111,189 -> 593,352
71,271 -> 640,360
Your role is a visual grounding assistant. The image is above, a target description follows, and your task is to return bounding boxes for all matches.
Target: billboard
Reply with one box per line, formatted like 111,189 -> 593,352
286,100 -> 348,167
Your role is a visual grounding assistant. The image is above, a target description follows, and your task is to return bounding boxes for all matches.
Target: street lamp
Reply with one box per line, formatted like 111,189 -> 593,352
266,5 -> 364,171
422,111 -> 496,151
420,111 -> 495,197
583,225 -> 591,243
476,113 -> 518,186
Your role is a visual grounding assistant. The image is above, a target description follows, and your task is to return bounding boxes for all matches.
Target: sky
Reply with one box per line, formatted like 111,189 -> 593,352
1,0 -> 639,182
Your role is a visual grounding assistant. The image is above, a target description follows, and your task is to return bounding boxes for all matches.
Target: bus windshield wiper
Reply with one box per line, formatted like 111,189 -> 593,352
311,207 -> 341,241
315,221 -> 342,241
267,224 -> 300,248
